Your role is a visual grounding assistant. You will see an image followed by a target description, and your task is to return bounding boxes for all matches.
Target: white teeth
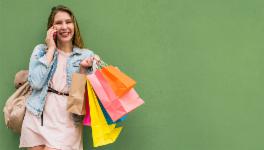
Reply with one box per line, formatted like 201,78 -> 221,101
61,32 -> 69,37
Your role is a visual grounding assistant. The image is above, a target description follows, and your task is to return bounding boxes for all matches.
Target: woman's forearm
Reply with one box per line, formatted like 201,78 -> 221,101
46,47 -> 56,65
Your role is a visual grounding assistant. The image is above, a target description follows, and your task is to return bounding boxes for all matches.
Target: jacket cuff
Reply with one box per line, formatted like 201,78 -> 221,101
87,66 -> 93,74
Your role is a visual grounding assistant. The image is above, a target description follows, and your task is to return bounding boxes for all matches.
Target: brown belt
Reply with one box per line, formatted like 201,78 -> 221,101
48,87 -> 69,96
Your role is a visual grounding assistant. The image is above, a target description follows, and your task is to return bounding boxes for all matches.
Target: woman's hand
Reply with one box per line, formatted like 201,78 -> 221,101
80,57 -> 93,68
43,25 -> 59,65
79,54 -> 101,73
45,25 -> 58,50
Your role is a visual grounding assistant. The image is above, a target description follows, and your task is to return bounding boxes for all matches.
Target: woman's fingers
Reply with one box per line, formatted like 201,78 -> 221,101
47,26 -> 58,38
80,55 -> 101,68
45,26 -> 58,49
93,54 -> 100,61
91,55 -> 100,65
80,57 -> 93,67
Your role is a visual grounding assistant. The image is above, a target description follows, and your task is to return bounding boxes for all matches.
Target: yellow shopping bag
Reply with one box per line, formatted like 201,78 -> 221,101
87,80 -> 123,147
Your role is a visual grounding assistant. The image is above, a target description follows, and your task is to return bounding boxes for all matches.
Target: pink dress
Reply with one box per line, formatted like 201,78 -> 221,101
20,49 -> 83,150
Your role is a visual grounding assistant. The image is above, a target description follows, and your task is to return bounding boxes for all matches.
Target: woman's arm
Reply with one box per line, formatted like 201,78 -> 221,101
28,26 -> 58,90
28,44 -> 55,90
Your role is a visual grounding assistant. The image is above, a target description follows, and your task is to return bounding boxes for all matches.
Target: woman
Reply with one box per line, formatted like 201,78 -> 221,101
20,5 -> 99,150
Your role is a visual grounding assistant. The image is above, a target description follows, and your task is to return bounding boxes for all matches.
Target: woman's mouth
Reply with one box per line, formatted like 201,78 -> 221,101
59,32 -> 70,37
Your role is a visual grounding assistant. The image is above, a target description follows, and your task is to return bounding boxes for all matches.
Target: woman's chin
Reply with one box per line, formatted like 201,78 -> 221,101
57,38 -> 73,44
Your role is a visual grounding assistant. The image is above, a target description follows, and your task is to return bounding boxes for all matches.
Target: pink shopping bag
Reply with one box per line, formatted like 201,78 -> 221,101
87,70 -> 144,121
83,86 -> 91,126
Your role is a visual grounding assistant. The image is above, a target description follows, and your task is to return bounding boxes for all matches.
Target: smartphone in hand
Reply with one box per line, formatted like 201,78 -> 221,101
53,32 -> 57,42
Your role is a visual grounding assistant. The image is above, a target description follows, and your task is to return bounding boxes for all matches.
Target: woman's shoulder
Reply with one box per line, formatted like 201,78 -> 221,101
31,44 -> 47,55
74,46 -> 94,56
34,43 -> 47,50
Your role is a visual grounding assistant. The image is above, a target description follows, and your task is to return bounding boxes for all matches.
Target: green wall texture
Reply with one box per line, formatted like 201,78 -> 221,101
1,0 -> 264,150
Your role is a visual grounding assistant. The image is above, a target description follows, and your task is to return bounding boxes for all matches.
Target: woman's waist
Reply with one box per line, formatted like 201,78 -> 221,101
47,86 -> 69,96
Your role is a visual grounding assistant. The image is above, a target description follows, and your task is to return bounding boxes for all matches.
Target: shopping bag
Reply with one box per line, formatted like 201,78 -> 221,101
67,73 -> 86,115
101,65 -> 136,97
88,72 -> 126,121
96,70 -> 144,119
87,80 -> 122,147
83,86 -> 91,126
98,98 -> 127,124
88,71 -> 144,121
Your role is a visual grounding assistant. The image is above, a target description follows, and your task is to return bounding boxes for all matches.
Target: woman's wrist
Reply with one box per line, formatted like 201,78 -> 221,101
79,66 -> 86,74
46,47 -> 56,65
47,46 -> 56,51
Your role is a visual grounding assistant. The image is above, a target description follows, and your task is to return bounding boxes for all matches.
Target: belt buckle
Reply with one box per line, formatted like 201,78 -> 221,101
58,91 -> 62,95
60,92 -> 66,96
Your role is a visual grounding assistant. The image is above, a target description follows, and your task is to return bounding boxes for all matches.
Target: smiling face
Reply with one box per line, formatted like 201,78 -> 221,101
53,11 -> 74,45
47,5 -> 84,48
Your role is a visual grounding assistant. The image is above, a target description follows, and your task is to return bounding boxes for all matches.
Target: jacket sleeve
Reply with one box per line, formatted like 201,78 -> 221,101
28,44 -> 54,90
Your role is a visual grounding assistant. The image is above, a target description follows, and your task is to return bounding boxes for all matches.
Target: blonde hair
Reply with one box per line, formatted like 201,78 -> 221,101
47,5 -> 84,48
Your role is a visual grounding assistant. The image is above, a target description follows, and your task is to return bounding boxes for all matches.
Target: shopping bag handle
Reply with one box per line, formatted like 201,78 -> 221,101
92,58 -> 108,70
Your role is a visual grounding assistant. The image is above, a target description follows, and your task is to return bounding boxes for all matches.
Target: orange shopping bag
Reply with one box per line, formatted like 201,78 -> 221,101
101,64 -> 136,98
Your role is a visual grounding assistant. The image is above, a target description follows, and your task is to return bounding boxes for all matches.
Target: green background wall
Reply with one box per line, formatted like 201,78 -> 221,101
1,0 -> 264,149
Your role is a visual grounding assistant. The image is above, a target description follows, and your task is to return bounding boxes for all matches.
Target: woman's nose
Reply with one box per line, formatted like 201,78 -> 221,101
61,22 -> 67,29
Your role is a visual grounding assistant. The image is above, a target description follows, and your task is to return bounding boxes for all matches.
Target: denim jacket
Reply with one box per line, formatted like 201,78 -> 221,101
26,44 -> 94,117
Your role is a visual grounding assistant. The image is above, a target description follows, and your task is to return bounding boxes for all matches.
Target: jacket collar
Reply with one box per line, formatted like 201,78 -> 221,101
72,46 -> 82,55
44,44 -> 82,55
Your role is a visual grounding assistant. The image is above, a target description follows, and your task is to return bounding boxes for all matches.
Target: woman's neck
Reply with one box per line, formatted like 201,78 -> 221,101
57,42 -> 73,53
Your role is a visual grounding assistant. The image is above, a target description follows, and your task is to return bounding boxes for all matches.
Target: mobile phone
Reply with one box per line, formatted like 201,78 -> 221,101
53,32 -> 57,41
